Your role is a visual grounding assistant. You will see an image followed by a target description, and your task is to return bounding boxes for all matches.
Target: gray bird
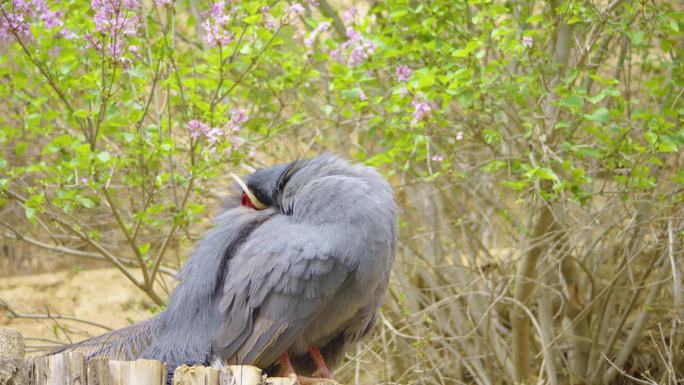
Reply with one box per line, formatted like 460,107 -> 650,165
54,154 -> 397,383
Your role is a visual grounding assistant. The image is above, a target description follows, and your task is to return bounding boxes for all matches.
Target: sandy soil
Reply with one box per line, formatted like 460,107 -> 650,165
0,268 -> 155,353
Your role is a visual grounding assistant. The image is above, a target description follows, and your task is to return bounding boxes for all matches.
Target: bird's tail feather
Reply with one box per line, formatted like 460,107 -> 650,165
52,317 -> 161,361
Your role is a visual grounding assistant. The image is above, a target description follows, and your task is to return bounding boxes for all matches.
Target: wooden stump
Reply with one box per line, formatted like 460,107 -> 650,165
86,357 -> 110,385
31,352 -> 86,385
263,378 -> 294,385
218,366 -> 262,385
0,327 -> 28,385
172,365 -> 218,385
109,360 -> 166,385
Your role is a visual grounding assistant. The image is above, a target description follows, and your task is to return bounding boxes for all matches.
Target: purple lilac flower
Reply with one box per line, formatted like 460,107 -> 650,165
330,27 -> 375,67
225,109 -> 249,132
307,0 -> 319,6
188,120 -> 209,139
456,131 -> 464,140
204,127 -> 224,145
92,0 -> 139,36
304,21 -> 330,48
202,1 -> 233,47
84,33 -> 103,50
522,36 -> 533,48
342,6 -> 357,23
1,0 -> 73,41
411,93 -> 435,126
431,155 -> 444,162
88,0 -> 140,61
395,65 -> 412,82
155,0 -> 172,7
359,89 -> 367,101
289,3 -> 305,16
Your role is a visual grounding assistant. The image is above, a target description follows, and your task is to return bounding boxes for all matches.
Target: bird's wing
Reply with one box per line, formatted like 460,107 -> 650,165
212,217 -> 355,368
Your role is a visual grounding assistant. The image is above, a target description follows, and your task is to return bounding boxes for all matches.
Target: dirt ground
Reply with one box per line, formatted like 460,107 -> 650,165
0,268 -> 155,354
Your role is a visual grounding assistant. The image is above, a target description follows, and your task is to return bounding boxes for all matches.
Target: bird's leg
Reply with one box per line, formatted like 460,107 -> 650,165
278,353 -> 335,385
308,346 -> 333,379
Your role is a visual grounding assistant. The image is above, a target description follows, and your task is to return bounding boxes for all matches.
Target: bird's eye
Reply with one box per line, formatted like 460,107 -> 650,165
241,192 -> 260,210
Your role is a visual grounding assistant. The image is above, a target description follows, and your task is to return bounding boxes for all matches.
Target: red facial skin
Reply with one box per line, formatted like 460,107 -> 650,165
241,192 -> 259,210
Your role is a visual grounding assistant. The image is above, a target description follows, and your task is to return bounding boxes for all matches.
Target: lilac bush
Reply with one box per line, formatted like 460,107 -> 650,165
0,1 -> 682,384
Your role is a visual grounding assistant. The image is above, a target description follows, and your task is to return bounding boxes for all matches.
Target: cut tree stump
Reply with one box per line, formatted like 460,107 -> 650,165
0,331 -> 341,385
31,352 -> 86,385
109,360 -> 166,385
0,328 -> 27,385
172,365 -> 218,385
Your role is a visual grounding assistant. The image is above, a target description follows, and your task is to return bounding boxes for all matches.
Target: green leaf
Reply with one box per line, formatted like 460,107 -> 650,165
585,108 -> 611,123
452,41 -> 480,58
25,206 -> 37,222
537,167 -> 559,181
76,196 -> 95,208
138,242 -> 151,255
242,14 -> 262,25
560,95 -> 584,109
74,109 -> 90,118
97,151 -> 111,163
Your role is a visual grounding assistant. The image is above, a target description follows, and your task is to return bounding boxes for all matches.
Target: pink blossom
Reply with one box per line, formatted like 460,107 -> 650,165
395,65 -> 412,82
359,89 -> 367,101
0,0 -> 71,41
522,36 -> 533,48
84,33 -> 103,50
342,7 -> 357,23
92,0 -> 140,36
456,131 -> 464,140
155,0 -> 172,6
304,21 -> 330,48
431,155 -> 444,162
88,0 -> 140,61
289,3 -> 305,16
202,1 -> 233,47
204,127 -> 224,145
329,27 -> 375,67
411,93 -> 435,126
188,120 -> 209,139
225,109 -> 249,132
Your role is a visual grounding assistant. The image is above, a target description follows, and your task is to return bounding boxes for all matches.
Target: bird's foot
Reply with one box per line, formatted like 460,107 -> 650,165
307,346 -> 333,378
279,352 -> 339,385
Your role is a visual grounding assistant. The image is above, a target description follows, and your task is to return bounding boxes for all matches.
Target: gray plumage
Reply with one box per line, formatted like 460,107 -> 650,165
54,154 -> 397,376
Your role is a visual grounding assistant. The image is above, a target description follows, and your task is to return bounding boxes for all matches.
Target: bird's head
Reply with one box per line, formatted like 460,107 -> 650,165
229,154 -> 394,221
230,162 -> 294,211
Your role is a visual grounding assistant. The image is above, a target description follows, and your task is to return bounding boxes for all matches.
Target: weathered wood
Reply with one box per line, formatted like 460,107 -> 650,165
172,365 -> 218,385
86,357 -> 110,385
30,353 -> 86,385
0,359 -> 28,385
218,366 -> 262,385
109,360 -> 166,385
263,377 -> 294,385
0,328 -> 27,385
0,328 -> 25,360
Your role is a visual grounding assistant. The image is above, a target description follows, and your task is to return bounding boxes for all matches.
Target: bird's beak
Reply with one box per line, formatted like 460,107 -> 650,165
230,172 -> 267,210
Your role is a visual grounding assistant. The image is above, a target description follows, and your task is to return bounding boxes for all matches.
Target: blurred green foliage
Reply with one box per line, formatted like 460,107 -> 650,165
1,0 -> 683,383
